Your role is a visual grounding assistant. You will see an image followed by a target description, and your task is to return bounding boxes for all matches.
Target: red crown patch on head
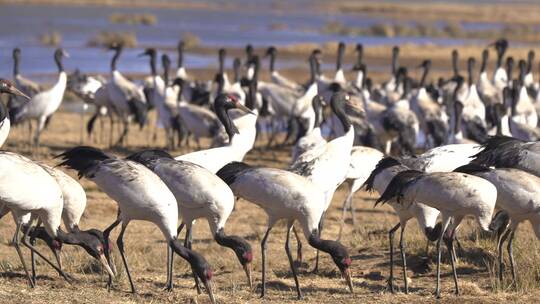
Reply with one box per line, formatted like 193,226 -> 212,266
243,251 -> 253,262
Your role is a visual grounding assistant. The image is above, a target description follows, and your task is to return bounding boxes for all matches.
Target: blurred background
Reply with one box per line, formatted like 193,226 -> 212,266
1,0 -> 539,82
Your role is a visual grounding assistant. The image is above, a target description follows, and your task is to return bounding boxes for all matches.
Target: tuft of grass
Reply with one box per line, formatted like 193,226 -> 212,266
109,13 -> 157,26
181,32 -> 200,49
39,31 -> 62,47
87,31 -> 137,48
370,23 -> 396,37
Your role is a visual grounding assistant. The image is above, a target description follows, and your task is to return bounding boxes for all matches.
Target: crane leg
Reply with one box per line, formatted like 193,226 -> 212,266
435,216 -> 451,298
292,226 -> 303,264
387,223 -> 400,293
507,230 -> 517,288
399,223 -> 409,294
260,225 -> 273,298
103,219 -> 121,291
116,222 -> 136,293
497,228 -> 511,283
13,222 -> 35,288
338,181 -> 354,241
445,232 -> 459,295
184,225 -> 201,294
164,242 -> 174,291
285,221 -> 303,299
311,211 -> 326,273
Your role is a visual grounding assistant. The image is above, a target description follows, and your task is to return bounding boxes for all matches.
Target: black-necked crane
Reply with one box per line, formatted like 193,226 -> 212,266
0,151 -> 114,288
409,59 -> 448,148
0,79 -> 30,147
291,95 -> 326,163
477,49 -> 501,129
459,57 -> 487,143
351,43 -> 365,91
66,70 -> 107,144
215,48 -> 232,94
9,48 -> 69,148
56,146 -> 215,303
265,46 -> 302,91
175,93 -> 255,173
141,48 -> 178,148
472,135 -> 540,177
290,91 -> 355,272
227,58 -> 246,104
375,161 -> 497,297
363,157 -> 441,294
513,60 -> 538,128
378,69 -> 419,154
382,46 -> 401,96
454,164 -> 540,287
216,162 -> 353,299
12,48 -> 41,97
333,41 -> 346,86
172,77 -> 221,148
501,85 -> 540,141
106,44 -> 148,146
126,150 -> 253,289
524,50 -> 535,90
491,39 -> 509,92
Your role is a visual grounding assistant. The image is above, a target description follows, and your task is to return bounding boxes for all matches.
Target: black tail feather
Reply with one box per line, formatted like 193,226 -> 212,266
376,170 -> 423,206
472,136 -> 524,167
127,98 -> 148,129
363,157 -> 402,192
55,146 -> 111,178
453,163 -> 490,174
216,162 -> 253,186
126,149 -> 173,169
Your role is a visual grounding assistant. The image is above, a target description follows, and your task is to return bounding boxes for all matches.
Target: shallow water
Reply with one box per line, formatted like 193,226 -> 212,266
0,2 -> 495,78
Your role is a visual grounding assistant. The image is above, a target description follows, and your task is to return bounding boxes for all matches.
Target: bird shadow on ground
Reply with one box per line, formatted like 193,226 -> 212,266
0,271 -> 55,282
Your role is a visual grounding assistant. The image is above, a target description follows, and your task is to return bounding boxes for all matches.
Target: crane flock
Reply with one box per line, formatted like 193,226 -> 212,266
1,36 -> 540,301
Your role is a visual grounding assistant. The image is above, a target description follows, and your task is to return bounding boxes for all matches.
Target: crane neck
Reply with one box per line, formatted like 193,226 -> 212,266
111,48 -> 122,71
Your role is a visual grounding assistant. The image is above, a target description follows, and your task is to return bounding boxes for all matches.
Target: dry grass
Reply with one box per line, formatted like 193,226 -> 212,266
109,13 -> 157,26
0,105 -> 540,303
87,31 -> 137,48
39,31 -> 62,47
320,20 -> 540,43
316,1 -> 540,27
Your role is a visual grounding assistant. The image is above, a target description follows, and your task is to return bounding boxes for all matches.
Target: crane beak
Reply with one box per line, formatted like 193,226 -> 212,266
203,279 -> 217,304
98,253 -> 115,278
235,102 -> 256,115
342,268 -> 354,293
7,86 -> 31,100
63,50 -> 70,58
242,262 -> 253,290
